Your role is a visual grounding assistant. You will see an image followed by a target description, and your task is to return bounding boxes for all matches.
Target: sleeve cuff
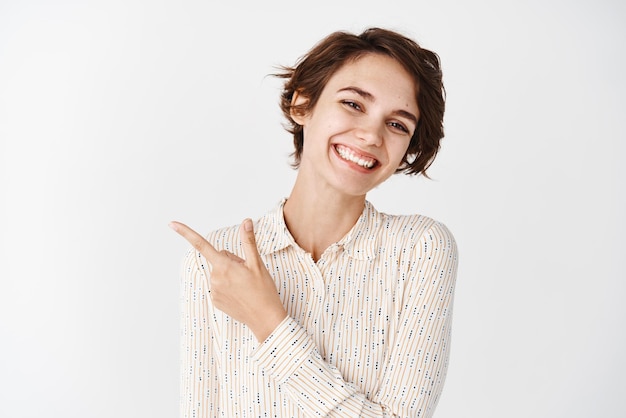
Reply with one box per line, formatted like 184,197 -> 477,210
250,316 -> 314,385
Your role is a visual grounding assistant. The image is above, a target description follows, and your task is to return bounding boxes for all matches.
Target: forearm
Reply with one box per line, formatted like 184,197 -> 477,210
252,317 -> 396,417
252,260 -> 456,418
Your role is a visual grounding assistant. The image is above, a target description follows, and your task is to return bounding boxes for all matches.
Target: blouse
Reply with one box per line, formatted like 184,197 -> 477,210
179,199 -> 458,417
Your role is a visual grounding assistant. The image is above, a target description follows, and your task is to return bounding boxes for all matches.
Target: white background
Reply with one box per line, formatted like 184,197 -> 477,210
1,0 -> 624,417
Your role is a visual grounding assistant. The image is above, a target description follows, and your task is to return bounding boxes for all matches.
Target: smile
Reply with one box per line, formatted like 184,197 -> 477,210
335,144 -> 378,169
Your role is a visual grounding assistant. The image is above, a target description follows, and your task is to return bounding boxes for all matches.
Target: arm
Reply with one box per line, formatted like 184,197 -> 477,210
251,221 -> 458,417
374,221 -> 458,416
179,248 -> 217,418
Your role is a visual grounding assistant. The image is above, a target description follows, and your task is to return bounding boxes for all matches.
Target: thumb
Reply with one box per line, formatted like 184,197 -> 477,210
240,218 -> 261,266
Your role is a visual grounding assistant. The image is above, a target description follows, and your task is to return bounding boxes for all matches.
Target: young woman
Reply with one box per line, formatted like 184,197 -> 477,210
170,27 -> 458,417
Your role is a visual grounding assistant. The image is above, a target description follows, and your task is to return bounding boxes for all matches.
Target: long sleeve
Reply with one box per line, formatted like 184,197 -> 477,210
179,248 -> 218,418
251,221 -> 458,417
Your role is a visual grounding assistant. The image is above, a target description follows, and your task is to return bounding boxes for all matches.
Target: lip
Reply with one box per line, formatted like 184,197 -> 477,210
332,143 -> 380,172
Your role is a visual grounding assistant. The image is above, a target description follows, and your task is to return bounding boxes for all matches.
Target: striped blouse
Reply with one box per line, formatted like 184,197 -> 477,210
179,199 -> 458,417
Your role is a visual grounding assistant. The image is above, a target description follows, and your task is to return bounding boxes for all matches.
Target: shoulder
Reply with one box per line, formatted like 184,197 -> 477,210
204,222 -> 243,253
373,205 -> 457,251
367,205 -> 458,288
179,222 -> 245,281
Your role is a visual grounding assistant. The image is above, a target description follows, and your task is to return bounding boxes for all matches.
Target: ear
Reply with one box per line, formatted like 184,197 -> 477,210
290,90 -> 309,126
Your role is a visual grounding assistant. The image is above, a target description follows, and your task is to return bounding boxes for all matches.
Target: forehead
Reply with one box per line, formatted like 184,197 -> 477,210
324,53 -> 418,108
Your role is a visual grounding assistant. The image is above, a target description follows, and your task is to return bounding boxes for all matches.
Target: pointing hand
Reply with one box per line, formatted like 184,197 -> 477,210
170,219 -> 287,342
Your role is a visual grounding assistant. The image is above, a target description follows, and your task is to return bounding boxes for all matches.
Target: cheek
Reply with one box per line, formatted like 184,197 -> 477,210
390,141 -> 411,165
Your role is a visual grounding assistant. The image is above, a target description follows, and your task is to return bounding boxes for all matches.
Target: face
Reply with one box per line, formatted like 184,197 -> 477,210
292,53 -> 419,198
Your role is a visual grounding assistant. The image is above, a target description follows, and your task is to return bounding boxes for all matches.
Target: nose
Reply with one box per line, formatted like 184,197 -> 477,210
356,118 -> 384,147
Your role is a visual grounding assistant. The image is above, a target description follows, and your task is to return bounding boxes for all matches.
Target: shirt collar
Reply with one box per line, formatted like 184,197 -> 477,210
255,199 -> 381,261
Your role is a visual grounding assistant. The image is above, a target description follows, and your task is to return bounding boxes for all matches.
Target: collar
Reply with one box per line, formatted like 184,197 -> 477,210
255,199 -> 381,261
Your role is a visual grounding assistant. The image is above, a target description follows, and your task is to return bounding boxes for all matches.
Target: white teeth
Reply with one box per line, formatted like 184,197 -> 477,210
336,145 -> 376,168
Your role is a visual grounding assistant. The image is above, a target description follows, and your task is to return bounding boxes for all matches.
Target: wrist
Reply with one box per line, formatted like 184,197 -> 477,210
251,309 -> 288,343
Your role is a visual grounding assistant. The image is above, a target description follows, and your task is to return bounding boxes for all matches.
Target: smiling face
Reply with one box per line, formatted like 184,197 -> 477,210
291,53 -> 419,198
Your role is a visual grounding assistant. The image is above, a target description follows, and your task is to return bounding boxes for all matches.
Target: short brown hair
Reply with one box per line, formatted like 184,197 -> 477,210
276,27 -> 446,176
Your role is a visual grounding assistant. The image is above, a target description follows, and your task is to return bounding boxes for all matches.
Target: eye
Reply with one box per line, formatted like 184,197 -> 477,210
341,100 -> 363,111
388,121 -> 410,134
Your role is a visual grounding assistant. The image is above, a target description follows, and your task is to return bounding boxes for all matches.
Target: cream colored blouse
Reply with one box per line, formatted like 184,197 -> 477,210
180,199 -> 458,417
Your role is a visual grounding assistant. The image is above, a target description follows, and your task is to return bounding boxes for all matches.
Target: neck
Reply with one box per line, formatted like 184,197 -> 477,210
283,178 -> 366,262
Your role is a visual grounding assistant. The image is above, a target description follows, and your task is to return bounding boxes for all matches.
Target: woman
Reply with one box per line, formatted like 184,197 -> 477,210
170,27 -> 458,417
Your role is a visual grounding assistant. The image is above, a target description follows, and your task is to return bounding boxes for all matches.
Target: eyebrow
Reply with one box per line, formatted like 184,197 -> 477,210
337,86 -> 419,125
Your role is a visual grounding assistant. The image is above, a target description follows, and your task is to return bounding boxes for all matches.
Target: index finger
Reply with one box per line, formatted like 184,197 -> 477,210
169,221 -> 219,261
